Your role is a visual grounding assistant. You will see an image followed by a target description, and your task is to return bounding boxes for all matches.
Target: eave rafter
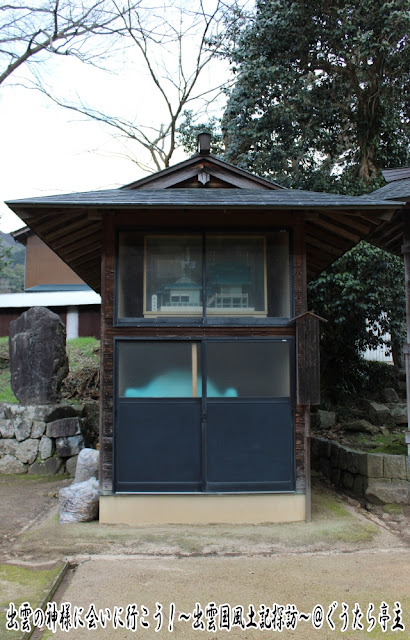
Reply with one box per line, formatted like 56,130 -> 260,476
12,206 -> 103,293
7,189 -> 402,291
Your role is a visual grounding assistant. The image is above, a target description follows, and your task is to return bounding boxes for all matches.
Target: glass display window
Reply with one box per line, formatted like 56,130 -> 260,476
117,230 -> 291,321
206,235 -> 266,315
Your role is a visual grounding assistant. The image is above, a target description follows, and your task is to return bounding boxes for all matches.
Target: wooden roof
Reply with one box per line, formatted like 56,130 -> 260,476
372,178 -> 410,202
382,167 -> 410,183
5,151 -> 403,292
366,174 -> 410,255
6,188 -> 402,209
11,225 -> 32,246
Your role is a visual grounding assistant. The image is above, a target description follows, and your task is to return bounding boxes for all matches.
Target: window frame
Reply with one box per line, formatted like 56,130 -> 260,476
115,227 -> 294,327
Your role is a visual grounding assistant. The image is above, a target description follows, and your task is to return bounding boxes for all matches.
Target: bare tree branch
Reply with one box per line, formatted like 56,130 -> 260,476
31,0 -> 243,170
0,0 -> 141,85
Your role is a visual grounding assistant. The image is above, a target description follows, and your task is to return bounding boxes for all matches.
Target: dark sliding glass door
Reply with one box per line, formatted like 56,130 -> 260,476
115,339 -> 294,492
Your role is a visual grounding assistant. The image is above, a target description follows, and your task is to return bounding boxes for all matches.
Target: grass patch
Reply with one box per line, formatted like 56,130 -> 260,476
311,492 -> 350,519
368,433 -> 407,455
342,431 -> 407,456
325,520 -> 379,543
0,338 -> 17,402
0,336 -> 9,355
62,338 -> 100,401
0,563 -> 64,639
66,338 -> 99,373
0,370 -> 17,403
0,473 -> 68,486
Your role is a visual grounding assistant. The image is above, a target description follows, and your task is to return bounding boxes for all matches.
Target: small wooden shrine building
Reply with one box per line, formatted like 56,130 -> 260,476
6,135 -> 403,524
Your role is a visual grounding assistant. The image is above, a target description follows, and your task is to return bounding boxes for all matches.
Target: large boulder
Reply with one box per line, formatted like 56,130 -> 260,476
390,405 -> 408,425
0,439 -> 18,456
39,435 -> 55,460
365,480 -> 410,505
365,401 -> 392,426
9,307 -> 69,404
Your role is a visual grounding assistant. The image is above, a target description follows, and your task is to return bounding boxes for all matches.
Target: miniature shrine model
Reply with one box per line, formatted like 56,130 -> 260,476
6,134 -> 403,524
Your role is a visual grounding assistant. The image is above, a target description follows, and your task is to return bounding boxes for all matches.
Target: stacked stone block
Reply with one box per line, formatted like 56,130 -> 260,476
0,403 -> 98,476
311,436 -> 410,504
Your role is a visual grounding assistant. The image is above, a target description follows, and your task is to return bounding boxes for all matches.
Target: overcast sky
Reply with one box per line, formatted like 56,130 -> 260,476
0,1 -> 236,233
0,79 -> 142,232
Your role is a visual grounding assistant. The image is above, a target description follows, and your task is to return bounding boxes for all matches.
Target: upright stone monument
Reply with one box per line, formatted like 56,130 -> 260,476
9,307 -> 69,404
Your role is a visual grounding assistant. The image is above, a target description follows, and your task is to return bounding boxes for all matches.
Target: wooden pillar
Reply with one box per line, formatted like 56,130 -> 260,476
293,218 -> 311,522
304,406 -> 311,523
401,211 -> 410,450
99,214 -> 115,493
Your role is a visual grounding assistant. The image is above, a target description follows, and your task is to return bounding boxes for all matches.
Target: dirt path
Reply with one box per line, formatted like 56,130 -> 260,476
0,475 -> 70,560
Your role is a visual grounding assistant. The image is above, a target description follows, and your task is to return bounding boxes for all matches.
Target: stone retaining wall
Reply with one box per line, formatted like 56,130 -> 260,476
0,402 -> 99,477
311,436 -> 410,504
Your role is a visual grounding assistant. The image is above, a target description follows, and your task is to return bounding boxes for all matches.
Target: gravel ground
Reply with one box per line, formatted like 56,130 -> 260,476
0,474 -> 409,639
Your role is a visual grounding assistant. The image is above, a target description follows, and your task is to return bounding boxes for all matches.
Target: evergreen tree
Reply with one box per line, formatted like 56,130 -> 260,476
308,242 -> 406,396
222,0 -> 410,192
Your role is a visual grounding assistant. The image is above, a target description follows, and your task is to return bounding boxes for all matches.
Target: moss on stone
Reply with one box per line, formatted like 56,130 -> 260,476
0,563 -> 64,639
382,503 -> 403,515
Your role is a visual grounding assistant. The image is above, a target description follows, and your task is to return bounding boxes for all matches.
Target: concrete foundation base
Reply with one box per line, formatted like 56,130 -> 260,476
99,493 -> 306,525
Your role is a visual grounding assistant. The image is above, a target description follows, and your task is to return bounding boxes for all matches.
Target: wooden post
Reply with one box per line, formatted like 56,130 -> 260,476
295,311 -> 326,523
401,211 -> 410,446
304,406 -> 311,523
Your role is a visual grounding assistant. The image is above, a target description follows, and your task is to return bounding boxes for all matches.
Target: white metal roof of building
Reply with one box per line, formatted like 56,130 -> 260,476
0,290 -> 101,309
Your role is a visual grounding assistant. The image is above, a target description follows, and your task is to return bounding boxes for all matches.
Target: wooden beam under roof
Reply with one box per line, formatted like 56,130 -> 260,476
69,248 -> 102,269
305,220 -> 354,250
52,223 -> 101,251
62,239 -> 102,262
324,212 -> 373,236
311,215 -> 362,243
305,234 -> 343,258
34,214 -> 90,241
